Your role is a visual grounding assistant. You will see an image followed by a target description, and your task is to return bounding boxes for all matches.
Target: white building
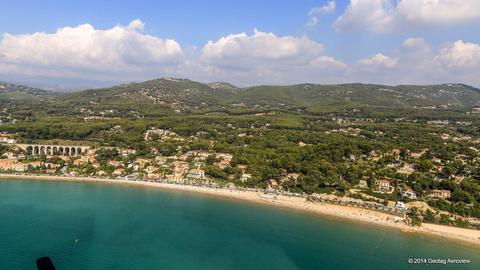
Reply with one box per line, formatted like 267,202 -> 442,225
395,201 -> 406,210
400,188 -> 417,200
187,168 -> 205,179
240,173 -> 252,182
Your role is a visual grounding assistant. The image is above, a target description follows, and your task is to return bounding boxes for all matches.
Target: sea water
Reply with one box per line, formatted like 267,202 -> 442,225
0,179 -> 478,270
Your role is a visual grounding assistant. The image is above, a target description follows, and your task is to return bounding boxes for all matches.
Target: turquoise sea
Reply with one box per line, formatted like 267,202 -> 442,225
0,179 -> 478,270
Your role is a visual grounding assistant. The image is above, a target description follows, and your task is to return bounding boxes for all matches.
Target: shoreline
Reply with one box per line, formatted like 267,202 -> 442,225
1,173 -> 479,248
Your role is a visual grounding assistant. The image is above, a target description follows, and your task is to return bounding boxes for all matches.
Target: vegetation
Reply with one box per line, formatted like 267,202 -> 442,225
1,79 -> 480,227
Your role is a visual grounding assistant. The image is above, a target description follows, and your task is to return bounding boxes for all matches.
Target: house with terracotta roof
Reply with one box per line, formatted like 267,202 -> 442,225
411,149 -> 428,158
108,160 -> 122,167
431,189 -> 451,199
375,179 -> 393,193
28,161 -> 44,168
73,159 -> 85,166
281,173 -> 300,183
0,159 -> 27,172
397,163 -> 415,175
215,159 -> 230,169
400,187 -> 417,199
267,179 -> 279,189
113,168 -> 125,176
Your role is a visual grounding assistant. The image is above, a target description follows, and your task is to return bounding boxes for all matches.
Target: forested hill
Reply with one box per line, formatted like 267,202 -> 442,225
0,82 -> 57,101
55,78 -> 237,115
0,82 -> 59,118
234,83 -> 480,113
2,78 -> 480,117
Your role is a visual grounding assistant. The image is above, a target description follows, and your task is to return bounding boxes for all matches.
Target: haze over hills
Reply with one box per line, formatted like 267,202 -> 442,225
0,74 -> 122,92
1,78 -> 480,117
0,82 -> 59,103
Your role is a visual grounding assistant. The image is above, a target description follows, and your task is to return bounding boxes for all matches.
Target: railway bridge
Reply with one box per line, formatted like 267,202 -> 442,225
15,144 -> 90,156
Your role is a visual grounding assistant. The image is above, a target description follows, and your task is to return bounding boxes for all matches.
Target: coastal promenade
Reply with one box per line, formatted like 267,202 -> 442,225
0,173 -> 479,248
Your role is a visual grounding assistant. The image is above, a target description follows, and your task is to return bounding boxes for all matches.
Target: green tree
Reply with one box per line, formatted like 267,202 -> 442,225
423,209 -> 436,223
451,190 -> 473,204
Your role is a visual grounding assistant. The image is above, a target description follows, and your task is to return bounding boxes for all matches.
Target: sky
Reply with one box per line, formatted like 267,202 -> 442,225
0,0 -> 479,89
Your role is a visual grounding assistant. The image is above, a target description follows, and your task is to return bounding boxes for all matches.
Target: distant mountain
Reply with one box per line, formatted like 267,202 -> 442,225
0,74 -> 121,92
54,78 -> 237,115
232,83 -> 480,113
1,78 -> 480,117
207,82 -> 239,91
0,82 -> 57,102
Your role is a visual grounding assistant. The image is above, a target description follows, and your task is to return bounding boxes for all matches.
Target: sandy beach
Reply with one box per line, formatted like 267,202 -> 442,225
1,173 -> 479,248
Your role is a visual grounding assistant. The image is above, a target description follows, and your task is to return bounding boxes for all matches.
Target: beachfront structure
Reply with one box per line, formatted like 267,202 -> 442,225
166,172 -> 183,181
267,179 -> 279,189
0,159 -> 27,172
281,173 -> 300,183
113,168 -> 126,176
187,168 -> 205,179
395,201 -> 406,210
14,143 -> 90,156
0,159 -> 44,172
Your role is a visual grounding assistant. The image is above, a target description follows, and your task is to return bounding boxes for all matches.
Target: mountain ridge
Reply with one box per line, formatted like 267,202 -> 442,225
1,79 -> 480,117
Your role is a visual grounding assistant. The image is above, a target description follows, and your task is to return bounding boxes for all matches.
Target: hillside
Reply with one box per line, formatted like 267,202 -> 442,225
0,82 -> 57,102
232,83 -> 480,112
1,78 -> 480,118
52,78 -> 237,116
0,82 -> 60,120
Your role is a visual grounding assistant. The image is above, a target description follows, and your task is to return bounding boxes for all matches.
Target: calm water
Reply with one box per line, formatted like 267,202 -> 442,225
0,179 -> 478,270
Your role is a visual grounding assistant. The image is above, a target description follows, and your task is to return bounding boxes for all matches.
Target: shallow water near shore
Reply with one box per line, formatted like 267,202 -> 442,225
0,179 -> 478,270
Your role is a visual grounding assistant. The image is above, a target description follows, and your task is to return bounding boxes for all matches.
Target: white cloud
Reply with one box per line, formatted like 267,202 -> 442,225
167,30 -> 347,85
201,29 -> 325,69
309,1 -> 336,15
0,19 -> 183,79
306,1 -> 336,28
139,35 -> 480,87
310,56 -> 347,69
358,53 -> 397,68
306,16 -> 319,27
1,20 -> 479,87
335,0 -> 480,32
437,40 -> 480,71
397,0 -> 480,25
0,23 -> 348,86
334,0 -> 395,32
400,38 -> 434,69
350,38 -> 480,86
402,37 -> 430,51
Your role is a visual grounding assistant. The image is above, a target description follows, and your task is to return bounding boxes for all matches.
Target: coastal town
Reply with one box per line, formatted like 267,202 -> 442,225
3,1 -> 480,268
1,123 -> 479,232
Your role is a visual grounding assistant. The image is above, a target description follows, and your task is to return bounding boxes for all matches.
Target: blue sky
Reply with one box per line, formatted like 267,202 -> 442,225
0,0 -> 479,88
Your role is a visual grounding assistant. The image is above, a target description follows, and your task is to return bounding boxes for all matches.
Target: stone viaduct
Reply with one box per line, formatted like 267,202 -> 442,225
15,144 -> 90,156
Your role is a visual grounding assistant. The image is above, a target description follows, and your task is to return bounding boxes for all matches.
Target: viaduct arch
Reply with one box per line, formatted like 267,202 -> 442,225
15,144 -> 90,156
